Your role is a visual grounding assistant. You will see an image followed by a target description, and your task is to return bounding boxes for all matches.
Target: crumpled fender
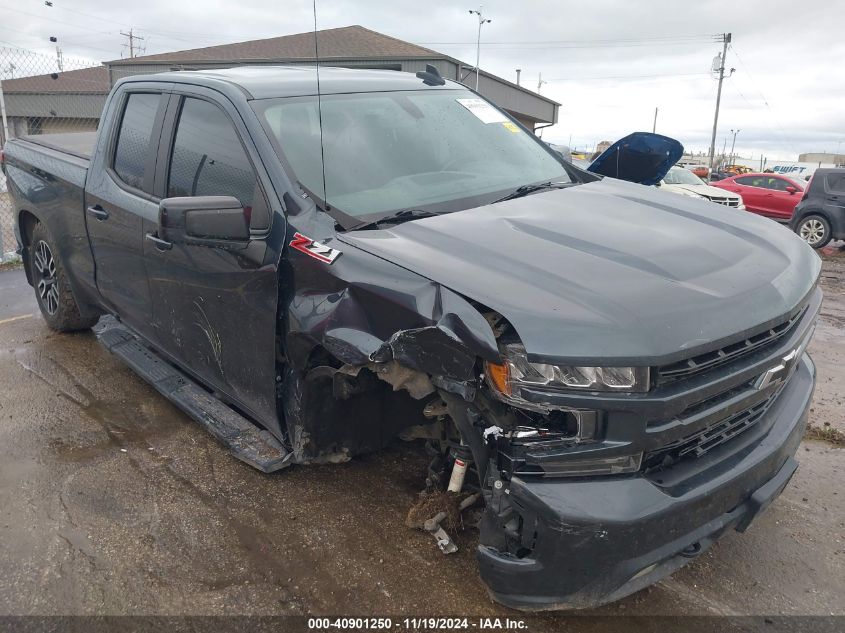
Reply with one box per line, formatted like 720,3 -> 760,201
283,242 -> 500,382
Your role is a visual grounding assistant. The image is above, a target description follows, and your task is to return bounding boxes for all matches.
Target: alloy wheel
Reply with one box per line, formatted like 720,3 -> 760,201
33,239 -> 59,315
799,218 -> 826,246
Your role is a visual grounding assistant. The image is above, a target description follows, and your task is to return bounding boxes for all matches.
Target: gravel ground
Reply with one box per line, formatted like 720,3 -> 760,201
0,244 -> 842,625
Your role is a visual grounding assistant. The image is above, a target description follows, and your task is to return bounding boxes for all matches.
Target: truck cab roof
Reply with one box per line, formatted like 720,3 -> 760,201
132,65 -> 462,100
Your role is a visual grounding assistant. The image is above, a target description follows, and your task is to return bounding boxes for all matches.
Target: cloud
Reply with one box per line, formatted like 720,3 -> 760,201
2,0 -> 842,159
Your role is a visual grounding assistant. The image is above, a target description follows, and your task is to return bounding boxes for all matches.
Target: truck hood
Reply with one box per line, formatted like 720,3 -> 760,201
338,178 -> 820,366
588,132 -> 684,186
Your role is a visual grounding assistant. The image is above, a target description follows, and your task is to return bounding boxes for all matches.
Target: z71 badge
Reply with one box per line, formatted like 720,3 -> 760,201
289,232 -> 342,264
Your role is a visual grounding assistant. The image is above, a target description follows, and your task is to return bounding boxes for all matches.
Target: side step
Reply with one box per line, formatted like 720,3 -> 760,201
97,322 -> 291,473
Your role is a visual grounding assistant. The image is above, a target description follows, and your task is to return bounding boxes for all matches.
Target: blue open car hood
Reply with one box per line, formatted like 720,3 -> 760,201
588,132 -> 684,186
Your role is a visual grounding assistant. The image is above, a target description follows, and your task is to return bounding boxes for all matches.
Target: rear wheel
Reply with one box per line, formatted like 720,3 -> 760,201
796,214 -> 832,249
29,222 -> 99,331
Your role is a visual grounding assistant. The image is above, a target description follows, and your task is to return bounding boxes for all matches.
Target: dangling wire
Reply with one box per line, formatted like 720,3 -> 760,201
312,0 -> 329,210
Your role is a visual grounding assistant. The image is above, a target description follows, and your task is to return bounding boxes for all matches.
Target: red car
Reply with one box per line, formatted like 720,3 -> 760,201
711,173 -> 805,221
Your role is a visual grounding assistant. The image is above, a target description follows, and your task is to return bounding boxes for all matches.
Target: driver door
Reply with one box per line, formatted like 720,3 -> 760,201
143,89 -> 283,436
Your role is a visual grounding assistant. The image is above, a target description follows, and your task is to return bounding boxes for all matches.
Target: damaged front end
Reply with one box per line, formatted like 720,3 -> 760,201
277,229 -> 817,611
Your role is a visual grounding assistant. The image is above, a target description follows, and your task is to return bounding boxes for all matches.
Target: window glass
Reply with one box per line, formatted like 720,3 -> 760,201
113,93 -> 162,191
168,97 -> 268,229
663,167 -> 705,185
252,90 -> 569,221
767,177 -> 790,191
735,176 -> 765,188
826,174 -> 845,193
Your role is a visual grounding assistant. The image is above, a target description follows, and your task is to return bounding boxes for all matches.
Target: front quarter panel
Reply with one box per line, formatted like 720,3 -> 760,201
282,229 -> 500,380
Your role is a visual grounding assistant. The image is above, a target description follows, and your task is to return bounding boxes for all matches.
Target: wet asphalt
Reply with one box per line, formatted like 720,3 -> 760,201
0,248 -> 842,622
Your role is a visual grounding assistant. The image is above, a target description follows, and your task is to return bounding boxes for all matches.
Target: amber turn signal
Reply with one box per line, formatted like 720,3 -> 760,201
485,361 -> 511,397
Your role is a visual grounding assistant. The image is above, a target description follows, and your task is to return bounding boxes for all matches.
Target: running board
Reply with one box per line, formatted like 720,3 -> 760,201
96,322 -> 291,473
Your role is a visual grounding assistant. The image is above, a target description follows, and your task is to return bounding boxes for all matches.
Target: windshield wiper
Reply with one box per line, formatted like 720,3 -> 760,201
493,181 -> 570,204
349,209 -> 441,231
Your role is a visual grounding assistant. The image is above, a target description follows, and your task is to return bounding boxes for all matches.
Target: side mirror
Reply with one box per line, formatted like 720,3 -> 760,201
785,186 -> 797,194
159,196 -> 249,245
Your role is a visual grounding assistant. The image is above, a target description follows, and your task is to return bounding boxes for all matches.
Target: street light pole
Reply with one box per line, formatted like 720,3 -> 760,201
468,6 -> 491,92
729,128 -> 740,166
708,33 -> 734,174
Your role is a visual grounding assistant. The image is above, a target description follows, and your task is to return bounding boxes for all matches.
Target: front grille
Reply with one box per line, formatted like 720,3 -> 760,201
643,388 -> 779,472
706,195 -> 740,207
657,305 -> 807,384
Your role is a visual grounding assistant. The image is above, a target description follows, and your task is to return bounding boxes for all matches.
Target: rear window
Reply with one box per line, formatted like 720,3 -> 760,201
736,176 -> 766,188
112,93 -> 162,192
826,173 -> 845,194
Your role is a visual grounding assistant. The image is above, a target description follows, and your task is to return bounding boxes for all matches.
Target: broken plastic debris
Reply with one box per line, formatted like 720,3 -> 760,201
483,425 -> 503,440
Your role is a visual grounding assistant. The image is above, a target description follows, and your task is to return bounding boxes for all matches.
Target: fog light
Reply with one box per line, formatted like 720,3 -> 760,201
546,453 -> 642,477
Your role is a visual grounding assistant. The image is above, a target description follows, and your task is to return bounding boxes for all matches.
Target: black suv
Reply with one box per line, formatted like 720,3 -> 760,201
791,168 -> 845,248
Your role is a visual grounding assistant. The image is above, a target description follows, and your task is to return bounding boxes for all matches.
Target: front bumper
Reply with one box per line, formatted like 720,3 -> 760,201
478,353 -> 815,611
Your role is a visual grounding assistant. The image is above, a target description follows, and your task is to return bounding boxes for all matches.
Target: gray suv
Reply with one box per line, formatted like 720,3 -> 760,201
791,168 -> 845,247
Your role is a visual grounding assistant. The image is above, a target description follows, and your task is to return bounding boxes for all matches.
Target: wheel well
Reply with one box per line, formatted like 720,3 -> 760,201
17,210 -> 39,283
17,210 -> 39,248
796,209 -> 829,223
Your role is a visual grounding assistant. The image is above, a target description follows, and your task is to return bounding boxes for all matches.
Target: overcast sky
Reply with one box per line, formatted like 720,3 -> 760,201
2,0 -> 843,161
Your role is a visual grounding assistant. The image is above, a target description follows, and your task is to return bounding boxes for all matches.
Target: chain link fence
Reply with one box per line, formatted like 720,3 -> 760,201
1,45 -> 107,261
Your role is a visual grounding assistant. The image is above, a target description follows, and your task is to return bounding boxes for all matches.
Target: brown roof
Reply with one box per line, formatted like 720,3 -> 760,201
107,25 -> 440,65
1,65 -> 109,94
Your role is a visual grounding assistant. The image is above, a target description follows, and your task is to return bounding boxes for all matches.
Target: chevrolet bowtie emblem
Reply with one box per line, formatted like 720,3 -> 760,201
755,348 -> 800,390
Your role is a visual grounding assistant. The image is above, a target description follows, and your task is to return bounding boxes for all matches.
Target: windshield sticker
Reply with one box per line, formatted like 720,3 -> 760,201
456,98 -> 508,124
502,121 -> 519,133
290,233 -> 342,264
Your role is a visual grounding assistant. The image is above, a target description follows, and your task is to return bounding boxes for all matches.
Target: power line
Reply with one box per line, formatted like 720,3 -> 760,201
729,43 -> 798,155
0,24 -> 121,56
418,34 -> 718,45
542,71 -> 711,81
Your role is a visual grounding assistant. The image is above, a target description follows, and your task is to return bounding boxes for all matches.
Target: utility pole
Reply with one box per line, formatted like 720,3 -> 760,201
0,64 -> 13,146
652,107 -> 658,133
537,72 -> 546,93
708,33 -> 734,173
515,69 -> 521,86
729,128 -> 740,165
468,7 -> 491,92
120,28 -> 145,59
0,81 -> 8,147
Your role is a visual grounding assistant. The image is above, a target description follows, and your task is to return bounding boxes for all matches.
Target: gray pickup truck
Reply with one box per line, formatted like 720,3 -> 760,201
1,65 -> 821,610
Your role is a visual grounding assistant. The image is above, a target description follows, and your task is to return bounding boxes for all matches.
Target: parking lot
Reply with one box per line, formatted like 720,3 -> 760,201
0,245 -> 843,622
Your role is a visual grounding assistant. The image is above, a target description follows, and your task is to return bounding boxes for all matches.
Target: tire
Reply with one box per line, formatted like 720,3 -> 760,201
795,214 -> 832,249
29,222 -> 99,332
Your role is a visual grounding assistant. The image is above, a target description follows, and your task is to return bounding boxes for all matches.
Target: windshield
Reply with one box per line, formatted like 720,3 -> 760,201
664,167 -> 706,185
252,89 -> 569,226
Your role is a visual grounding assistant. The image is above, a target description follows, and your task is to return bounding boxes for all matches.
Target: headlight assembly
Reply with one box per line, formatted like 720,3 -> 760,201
486,344 -> 650,399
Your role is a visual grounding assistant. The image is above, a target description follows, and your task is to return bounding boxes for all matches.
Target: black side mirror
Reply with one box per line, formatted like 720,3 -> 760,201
159,196 -> 249,245
785,186 -> 797,194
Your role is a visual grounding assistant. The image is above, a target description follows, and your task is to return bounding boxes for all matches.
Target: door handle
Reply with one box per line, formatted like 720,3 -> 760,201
86,205 -> 109,221
145,232 -> 172,251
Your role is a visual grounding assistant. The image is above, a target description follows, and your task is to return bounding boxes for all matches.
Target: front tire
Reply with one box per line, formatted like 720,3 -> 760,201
796,214 -> 832,249
29,222 -> 99,332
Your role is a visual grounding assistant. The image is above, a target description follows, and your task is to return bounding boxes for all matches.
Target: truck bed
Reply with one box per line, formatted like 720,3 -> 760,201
20,131 -> 97,162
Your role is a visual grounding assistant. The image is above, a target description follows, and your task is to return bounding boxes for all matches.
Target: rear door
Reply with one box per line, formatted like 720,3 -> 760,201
732,175 -> 768,215
143,87 -> 283,436
85,83 -> 171,339
824,173 -> 845,215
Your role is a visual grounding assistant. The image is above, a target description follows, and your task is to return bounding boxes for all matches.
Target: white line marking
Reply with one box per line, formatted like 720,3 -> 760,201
0,314 -> 34,326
